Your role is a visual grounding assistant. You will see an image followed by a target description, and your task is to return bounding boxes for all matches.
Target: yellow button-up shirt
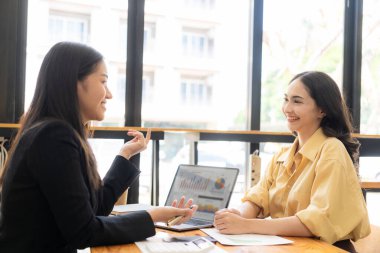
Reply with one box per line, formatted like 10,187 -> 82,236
243,128 -> 370,243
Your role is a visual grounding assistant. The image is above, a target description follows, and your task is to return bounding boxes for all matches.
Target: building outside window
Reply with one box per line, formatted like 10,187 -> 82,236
143,0 -> 251,205
180,76 -> 212,105
182,28 -> 214,58
48,12 -> 89,44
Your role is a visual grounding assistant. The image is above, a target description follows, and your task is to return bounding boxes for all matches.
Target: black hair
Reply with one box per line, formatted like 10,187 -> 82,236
290,71 -> 360,171
1,42 -> 103,189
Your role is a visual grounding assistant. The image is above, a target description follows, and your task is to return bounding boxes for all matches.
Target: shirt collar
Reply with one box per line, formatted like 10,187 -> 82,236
277,128 -> 328,163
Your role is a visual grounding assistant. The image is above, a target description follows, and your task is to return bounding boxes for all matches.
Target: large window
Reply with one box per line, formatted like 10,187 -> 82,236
261,0 -> 344,131
142,0 -> 250,131
359,0 -> 380,224
22,1 -> 380,221
26,0 -> 127,127
143,0 -> 251,205
361,0 -> 380,134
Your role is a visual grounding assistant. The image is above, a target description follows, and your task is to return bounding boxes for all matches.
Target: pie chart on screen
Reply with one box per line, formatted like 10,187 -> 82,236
214,178 -> 225,190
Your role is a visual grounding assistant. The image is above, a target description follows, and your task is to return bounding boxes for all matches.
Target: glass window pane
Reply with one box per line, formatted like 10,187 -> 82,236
259,142 -> 292,177
361,0 -> 380,134
359,2 -> 380,227
359,156 -> 380,226
89,139 -> 124,179
366,193 -> 380,226
142,0 -> 250,130
359,157 -> 380,181
26,0 -> 128,127
158,133 -> 193,205
139,142 -> 154,204
143,0 -> 251,206
261,0 -> 344,131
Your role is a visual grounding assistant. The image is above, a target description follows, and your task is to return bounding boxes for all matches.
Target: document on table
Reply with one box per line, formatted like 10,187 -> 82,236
135,232 -> 227,253
201,228 -> 293,246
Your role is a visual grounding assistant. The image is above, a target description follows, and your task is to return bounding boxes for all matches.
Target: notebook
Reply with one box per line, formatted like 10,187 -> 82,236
155,164 -> 239,232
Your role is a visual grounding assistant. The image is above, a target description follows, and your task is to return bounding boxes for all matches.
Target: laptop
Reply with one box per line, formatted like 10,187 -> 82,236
155,164 -> 239,232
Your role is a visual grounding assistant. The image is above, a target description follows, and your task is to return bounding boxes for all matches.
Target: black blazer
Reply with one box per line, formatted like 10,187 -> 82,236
0,120 -> 155,253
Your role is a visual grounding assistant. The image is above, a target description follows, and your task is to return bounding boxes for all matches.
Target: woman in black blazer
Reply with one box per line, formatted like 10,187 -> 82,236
0,42 -> 196,253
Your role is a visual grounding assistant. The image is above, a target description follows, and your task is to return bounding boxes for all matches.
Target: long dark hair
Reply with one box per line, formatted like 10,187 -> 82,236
290,71 -> 360,171
0,42 -> 102,189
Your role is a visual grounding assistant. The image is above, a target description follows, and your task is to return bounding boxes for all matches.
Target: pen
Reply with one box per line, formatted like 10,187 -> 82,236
167,215 -> 183,227
167,205 -> 193,227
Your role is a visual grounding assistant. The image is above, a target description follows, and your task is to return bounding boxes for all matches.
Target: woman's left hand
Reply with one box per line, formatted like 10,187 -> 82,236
118,129 -> 151,159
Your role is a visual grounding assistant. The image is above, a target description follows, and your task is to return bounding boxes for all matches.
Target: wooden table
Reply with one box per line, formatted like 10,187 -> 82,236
91,229 -> 346,253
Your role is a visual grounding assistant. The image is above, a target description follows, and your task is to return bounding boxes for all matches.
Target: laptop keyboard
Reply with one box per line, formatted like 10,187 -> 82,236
185,219 -> 211,226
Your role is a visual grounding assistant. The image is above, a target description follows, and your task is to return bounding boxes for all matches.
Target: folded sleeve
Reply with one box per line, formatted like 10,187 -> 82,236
296,144 -> 370,243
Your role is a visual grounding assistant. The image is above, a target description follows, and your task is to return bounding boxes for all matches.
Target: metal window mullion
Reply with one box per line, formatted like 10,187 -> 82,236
250,0 -> 263,153
343,0 -> 363,132
125,0 -> 145,203
151,139 -> 160,206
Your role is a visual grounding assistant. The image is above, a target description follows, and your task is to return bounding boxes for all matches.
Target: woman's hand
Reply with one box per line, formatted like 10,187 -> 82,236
217,208 -> 241,216
147,196 -> 197,224
214,208 -> 248,234
118,129 -> 151,159
170,195 -> 193,209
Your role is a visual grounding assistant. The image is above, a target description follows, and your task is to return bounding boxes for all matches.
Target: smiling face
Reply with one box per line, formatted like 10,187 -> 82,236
282,78 -> 325,141
77,60 -> 112,123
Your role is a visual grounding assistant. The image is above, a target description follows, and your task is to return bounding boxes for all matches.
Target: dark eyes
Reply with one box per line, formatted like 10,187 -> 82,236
283,97 -> 302,103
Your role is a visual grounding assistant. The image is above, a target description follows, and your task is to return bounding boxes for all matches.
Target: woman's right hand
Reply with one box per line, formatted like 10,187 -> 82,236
147,196 -> 197,224
118,129 -> 151,159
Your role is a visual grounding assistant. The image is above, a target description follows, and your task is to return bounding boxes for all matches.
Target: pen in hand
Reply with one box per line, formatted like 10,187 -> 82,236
167,206 -> 193,227
167,215 -> 183,227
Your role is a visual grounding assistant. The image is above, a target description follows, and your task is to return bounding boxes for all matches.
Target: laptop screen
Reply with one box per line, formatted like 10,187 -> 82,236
165,164 -> 239,222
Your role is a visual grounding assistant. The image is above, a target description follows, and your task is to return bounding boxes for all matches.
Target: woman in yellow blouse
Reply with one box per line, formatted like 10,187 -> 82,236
214,71 -> 370,248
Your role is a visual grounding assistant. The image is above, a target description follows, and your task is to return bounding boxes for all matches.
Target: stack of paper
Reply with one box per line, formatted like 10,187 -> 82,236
201,228 -> 293,246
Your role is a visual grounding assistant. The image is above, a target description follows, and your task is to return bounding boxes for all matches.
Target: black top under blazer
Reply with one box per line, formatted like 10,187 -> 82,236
0,120 -> 155,253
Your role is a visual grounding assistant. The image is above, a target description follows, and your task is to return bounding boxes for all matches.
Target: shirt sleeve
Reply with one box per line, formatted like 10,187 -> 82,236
242,151 -> 281,218
96,155 -> 141,215
296,141 -> 370,243
30,122 -> 155,248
